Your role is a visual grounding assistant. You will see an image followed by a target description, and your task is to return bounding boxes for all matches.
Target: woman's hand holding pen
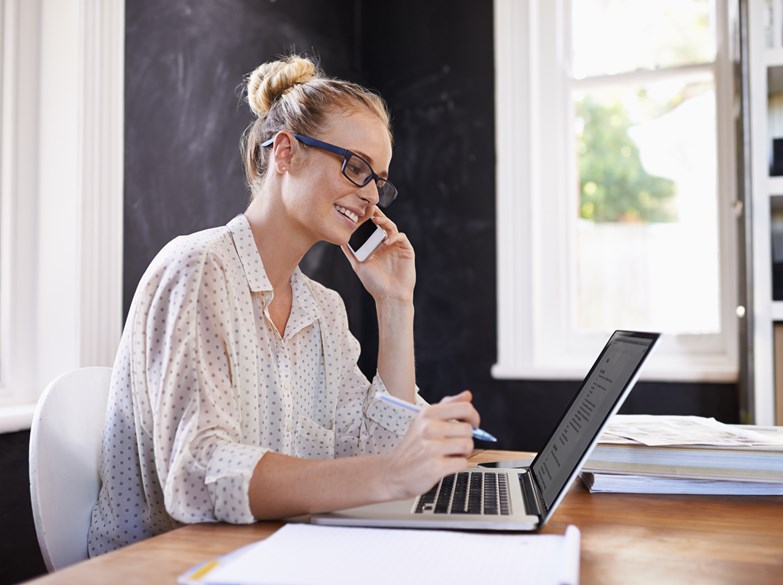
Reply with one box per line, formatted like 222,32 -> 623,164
341,208 -> 416,304
380,391 -> 480,500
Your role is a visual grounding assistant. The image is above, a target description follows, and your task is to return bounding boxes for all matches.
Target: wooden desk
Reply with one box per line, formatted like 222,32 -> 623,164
26,450 -> 783,585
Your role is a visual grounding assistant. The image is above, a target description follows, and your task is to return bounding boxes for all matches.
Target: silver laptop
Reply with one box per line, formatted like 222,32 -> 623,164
311,330 -> 659,531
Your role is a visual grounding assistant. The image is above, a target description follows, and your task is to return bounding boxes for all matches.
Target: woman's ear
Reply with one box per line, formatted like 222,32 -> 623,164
271,132 -> 297,174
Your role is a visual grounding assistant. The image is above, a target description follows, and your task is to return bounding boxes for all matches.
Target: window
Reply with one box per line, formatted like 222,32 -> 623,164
493,0 -> 738,381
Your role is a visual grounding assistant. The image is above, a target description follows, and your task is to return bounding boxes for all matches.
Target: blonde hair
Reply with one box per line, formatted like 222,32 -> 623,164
241,55 -> 392,189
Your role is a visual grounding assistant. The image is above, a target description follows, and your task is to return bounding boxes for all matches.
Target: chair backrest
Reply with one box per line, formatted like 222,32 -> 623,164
29,366 -> 112,572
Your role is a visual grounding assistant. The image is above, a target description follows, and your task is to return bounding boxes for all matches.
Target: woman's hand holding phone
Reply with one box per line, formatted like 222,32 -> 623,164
341,208 -> 416,303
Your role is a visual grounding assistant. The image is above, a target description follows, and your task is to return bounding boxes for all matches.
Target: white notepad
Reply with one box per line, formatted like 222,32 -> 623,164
179,523 -> 580,585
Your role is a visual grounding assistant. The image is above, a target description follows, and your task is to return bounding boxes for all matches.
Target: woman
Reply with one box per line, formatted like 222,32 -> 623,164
88,55 -> 479,556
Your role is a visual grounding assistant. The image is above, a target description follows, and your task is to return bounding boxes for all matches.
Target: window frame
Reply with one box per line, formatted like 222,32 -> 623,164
0,0 -> 43,414
492,0 -> 739,382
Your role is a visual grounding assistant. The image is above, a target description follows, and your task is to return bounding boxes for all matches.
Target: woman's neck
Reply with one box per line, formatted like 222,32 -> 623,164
243,189 -> 313,291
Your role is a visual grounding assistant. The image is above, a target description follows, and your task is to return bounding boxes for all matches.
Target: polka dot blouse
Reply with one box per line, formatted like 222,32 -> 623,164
87,214 -> 424,556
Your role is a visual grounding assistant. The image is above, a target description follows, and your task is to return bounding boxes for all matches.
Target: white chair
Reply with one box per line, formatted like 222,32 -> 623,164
29,366 -> 112,571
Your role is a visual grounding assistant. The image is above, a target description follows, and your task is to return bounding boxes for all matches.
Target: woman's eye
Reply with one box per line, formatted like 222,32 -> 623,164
346,161 -> 365,176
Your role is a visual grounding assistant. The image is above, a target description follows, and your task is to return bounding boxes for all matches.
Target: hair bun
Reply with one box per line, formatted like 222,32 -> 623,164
246,55 -> 317,117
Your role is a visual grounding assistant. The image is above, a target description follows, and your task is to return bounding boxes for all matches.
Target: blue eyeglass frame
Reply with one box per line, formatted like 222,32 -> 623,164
261,133 -> 398,207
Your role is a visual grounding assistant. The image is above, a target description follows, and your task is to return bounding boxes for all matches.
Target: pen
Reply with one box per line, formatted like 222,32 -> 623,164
376,392 -> 498,442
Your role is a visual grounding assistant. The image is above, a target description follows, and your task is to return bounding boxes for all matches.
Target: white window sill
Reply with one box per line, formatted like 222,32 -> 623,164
492,361 -> 738,383
0,404 -> 35,433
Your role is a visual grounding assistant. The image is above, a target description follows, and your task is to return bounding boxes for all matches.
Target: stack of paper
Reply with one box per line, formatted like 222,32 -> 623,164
580,415 -> 783,495
179,523 -> 581,585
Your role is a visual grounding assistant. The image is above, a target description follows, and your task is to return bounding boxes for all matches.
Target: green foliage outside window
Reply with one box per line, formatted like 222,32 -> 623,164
577,97 -> 677,223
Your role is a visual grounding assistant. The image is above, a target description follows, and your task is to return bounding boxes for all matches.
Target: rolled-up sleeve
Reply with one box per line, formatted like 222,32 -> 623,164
364,377 -> 428,436
143,248 -> 265,525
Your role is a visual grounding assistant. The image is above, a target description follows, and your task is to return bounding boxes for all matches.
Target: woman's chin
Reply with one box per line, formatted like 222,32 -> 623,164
318,234 -> 350,247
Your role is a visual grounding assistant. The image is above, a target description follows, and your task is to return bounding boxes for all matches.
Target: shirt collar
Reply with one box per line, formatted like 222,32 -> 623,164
228,214 -> 321,335
286,268 -> 320,338
228,214 -> 272,293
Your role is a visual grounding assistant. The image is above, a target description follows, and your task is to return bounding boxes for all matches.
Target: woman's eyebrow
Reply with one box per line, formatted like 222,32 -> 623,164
352,148 -> 373,163
352,149 -> 389,178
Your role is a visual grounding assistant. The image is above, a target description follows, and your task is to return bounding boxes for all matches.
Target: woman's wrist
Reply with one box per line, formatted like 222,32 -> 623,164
372,452 -> 403,501
375,297 -> 415,317
375,300 -> 414,347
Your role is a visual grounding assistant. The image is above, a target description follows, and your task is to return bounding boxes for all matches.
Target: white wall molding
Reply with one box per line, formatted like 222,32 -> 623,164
77,0 -> 125,368
493,0 -> 536,375
36,0 -> 124,396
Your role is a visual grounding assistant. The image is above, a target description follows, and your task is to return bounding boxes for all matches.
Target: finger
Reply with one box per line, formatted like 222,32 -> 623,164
419,429 -> 474,457
420,419 -> 474,440
372,212 -> 398,235
422,459 -> 470,492
442,421 -> 475,439
382,233 -> 413,251
439,456 -> 470,477
426,401 -> 477,420
424,402 -> 480,428
441,436 -> 475,458
439,390 -> 473,404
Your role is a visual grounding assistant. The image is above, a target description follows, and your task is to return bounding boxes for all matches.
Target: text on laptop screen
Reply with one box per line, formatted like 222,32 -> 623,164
531,335 -> 653,509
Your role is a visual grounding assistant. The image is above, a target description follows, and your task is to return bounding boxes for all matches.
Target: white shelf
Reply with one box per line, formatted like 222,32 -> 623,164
769,177 -> 783,195
772,302 -> 783,321
767,48 -> 783,68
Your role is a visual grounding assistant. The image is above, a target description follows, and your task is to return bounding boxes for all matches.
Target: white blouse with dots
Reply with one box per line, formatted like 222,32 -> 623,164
87,214 -> 423,556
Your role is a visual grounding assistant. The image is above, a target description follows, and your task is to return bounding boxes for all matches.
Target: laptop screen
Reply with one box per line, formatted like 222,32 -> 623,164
529,331 -> 658,511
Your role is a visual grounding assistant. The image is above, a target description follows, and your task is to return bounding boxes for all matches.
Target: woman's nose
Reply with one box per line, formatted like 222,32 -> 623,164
359,180 -> 380,206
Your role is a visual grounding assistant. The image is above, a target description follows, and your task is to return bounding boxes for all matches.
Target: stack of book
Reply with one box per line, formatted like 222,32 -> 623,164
581,415 -> 783,495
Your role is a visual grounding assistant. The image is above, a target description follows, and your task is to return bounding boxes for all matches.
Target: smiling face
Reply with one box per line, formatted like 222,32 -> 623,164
280,107 -> 393,247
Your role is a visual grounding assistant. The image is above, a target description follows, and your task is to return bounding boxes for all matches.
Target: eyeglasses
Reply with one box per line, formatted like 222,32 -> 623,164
261,133 -> 398,208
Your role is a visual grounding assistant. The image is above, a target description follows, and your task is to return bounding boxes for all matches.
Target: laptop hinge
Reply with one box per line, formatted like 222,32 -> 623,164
519,471 -> 544,517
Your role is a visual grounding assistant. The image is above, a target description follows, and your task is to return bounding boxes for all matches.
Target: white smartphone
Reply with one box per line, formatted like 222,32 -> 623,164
348,220 -> 386,262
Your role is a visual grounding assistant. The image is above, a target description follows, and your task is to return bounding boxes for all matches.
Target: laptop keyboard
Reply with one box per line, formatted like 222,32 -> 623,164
414,471 -> 511,515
